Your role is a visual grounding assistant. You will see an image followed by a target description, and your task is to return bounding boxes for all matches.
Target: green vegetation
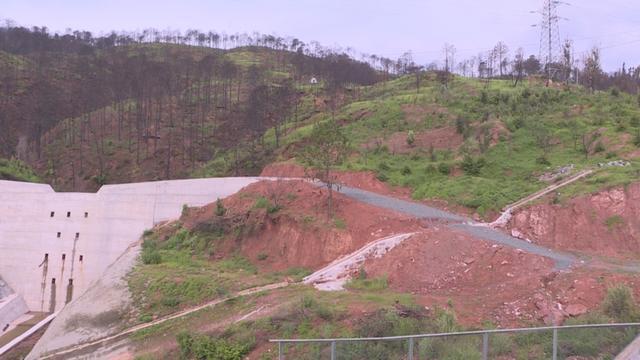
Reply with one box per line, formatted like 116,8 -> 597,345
177,331 -> 251,360
0,158 -> 40,182
253,196 -> 281,214
603,284 -> 639,321
267,74 -> 640,218
333,217 -> 347,229
215,198 -> 226,216
605,214 -> 625,230
129,225 -> 270,318
346,276 -> 389,291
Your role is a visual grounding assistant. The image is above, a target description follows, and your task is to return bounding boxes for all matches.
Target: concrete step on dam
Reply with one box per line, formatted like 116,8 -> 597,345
0,177 -> 263,336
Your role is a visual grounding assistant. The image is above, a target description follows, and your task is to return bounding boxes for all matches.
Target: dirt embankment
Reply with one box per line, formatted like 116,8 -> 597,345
361,229 -> 640,327
261,161 -> 474,216
508,182 -> 640,258
181,180 -> 422,272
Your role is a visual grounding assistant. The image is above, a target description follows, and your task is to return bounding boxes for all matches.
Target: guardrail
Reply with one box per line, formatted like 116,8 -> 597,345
270,323 -> 640,360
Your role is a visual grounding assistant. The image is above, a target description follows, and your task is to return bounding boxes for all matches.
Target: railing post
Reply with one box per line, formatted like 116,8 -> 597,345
278,342 -> 283,360
408,338 -> 414,360
482,332 -> 489,360
552,328 -> 558,360
331,341 -> 336,360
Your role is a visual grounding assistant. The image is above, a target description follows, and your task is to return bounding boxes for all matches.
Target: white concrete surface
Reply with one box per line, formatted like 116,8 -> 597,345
0,177 -> 263,329
0,276 -> 29,335
304,233 -> 415,291
0,294 -> 29,333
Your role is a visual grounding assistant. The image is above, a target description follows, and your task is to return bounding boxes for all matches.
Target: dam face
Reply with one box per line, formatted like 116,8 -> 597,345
0,177 -> 262,331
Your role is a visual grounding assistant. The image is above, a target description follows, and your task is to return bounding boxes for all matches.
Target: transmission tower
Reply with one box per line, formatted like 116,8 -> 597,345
533,0 -> 568,83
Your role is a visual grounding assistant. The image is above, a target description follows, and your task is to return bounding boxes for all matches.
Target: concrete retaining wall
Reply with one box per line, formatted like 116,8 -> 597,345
0,293 -> 28,332
0,177 -> 263,325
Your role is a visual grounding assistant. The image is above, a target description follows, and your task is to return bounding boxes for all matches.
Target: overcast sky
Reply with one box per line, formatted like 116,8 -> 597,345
3,0 -> 639,71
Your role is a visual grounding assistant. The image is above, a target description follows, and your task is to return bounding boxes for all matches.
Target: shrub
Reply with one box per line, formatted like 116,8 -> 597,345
376,172 -> 389,182
257,253 -> 268,261
605,215 -> 625,230
455,116 -> 469,136
92,173 -> 107,186
594,141 -> 606,153
333,218 -> 347,229
177,332 -> 250,360
434,307 -> 459,333
253,197 -> 270,209
603,284 -> 638,321
181,204 -> 189,217
141,240 -> 161,265
634,130 -> 640,147
401,165 -> 412,175
406,130 -> 415,147
610,87 -> 620,97
480,91 -> 488,104
378,162 -> 391,171
536,155 -> 551,165
437,162 -> 451,175
161,296 -> 180,308
461,156 -> 485,176
215,198 -> 226,216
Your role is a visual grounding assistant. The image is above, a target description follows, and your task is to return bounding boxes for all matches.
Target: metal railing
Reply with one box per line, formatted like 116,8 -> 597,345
270,323 -> 640,360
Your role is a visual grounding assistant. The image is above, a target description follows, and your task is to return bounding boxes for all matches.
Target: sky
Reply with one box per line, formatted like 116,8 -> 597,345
2,0 -> 640,71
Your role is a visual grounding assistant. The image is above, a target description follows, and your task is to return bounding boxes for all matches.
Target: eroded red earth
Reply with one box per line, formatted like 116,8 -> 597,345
176,175 -> 640,328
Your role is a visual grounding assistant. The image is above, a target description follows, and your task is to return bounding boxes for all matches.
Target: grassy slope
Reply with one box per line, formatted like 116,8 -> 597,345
0,158 -> 41,182
268,74 -> 640,217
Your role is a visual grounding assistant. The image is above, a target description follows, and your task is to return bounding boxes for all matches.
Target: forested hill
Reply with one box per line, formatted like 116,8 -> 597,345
2,25 -> 639,196
0,25 -> 380,190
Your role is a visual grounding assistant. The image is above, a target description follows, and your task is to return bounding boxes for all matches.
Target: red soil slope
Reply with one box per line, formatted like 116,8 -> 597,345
182,180 -> 422,271
362,229 -> 640,327
508,182 -> 640,258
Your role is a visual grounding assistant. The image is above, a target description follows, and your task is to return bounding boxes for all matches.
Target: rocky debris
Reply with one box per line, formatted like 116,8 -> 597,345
566,303 -> 588,317
304,233 -> 415,291
539,164 -> 575,182
598,160 -> 631,167
533,293 -> 568,325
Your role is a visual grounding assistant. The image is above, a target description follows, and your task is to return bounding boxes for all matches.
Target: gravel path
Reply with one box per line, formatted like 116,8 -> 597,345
338,185 -> 576,269
338,186 -> 467,222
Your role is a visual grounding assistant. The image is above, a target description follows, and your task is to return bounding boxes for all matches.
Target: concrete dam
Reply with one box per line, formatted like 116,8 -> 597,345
0,177 -> 262,353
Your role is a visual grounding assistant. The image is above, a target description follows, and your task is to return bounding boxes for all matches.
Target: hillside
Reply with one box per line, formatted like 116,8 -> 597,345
263,74 -> 640,220
0,158 -> 40,182
0,30 -> 376,191
29,179 -> 636,360
4,29 -> 640,360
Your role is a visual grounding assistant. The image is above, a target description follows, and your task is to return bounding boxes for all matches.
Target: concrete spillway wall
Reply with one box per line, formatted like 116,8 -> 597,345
0,277 -> 28,332
0,177 -> 262,326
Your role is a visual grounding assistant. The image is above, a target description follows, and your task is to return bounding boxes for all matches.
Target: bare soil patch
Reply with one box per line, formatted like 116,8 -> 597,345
508,182 -> 640,258
182,180 -> 423,272
363,126 -> 463,154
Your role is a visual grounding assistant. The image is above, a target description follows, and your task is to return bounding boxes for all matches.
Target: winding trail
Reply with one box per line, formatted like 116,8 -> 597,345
338,185 -> 578,270
491,169 -> 593,227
